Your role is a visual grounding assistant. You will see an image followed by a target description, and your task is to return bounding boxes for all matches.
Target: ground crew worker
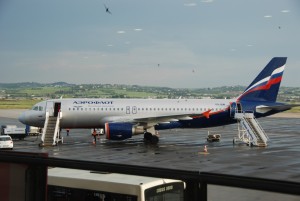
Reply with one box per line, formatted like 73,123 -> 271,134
66,128 -> 70,136
92,129 -> 97,144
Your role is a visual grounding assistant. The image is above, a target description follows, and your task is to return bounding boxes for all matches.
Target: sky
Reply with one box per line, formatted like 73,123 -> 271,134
0,0 -> 299,88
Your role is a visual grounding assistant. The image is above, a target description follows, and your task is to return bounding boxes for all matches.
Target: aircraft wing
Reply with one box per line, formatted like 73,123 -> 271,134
103,110 -> 211,126
133,110 -> 212,124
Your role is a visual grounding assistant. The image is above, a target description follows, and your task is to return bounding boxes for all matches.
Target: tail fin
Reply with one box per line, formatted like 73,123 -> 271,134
238,57 -> 287,102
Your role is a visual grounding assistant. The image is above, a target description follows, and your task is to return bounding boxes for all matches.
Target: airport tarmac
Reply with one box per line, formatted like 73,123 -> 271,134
0,112 -> 299,183
1,111 -> 300,200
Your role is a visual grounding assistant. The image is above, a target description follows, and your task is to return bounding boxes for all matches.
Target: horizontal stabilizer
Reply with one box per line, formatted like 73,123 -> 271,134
256,104 -> 300,114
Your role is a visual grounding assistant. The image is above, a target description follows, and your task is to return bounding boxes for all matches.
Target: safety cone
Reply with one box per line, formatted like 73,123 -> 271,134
204,145 -> 208,153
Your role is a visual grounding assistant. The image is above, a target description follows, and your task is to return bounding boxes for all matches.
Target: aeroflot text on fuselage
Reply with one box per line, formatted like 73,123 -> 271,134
73,101 -> 114,105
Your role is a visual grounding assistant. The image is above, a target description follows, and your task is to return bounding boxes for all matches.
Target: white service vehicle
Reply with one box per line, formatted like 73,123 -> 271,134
1,125 -> 27,140
0,135 -> 13,149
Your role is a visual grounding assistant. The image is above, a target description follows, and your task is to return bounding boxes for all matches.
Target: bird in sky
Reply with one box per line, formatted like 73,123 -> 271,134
104,4 -> 112,14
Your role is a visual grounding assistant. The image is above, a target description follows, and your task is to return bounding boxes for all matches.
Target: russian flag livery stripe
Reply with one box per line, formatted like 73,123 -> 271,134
238,57 -> 287,102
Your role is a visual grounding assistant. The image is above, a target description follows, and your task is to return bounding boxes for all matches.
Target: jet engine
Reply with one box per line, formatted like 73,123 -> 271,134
105,123 -> 144,140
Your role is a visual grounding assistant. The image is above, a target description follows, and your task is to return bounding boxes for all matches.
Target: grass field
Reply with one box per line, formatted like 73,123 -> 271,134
0,99 -> 40,109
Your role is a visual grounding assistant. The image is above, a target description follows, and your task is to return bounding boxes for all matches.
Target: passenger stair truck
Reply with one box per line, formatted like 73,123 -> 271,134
40,102 -> 62,147
234,111 -> 269,147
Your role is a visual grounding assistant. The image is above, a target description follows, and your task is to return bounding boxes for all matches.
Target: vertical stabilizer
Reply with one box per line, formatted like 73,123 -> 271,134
238,57 -> 287,102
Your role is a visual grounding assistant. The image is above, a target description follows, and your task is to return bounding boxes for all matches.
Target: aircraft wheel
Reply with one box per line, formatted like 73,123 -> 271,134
150,135 -> 159,144
144,132 -> 152,142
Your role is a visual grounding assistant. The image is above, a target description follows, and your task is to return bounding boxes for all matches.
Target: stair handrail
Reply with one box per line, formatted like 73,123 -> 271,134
241,117 -> 257,144
251,117 -> 269,142
41,111 -> 49,143
52,111 -> 61,145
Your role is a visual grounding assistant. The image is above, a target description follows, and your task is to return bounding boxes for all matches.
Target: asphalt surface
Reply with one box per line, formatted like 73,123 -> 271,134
1,115 -> 300,200
1,116 -> 299,183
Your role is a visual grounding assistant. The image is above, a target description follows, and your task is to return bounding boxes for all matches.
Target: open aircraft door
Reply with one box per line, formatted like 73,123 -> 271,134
230,102 -> 243,118
45,101 -> 61,117
229,102 -> 236,118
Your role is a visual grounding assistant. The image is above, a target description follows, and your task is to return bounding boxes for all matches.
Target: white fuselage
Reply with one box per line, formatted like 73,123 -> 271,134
19,98 -> 233,129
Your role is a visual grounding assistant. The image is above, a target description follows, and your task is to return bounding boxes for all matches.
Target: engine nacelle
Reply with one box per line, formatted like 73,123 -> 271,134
105,123 -> 144,140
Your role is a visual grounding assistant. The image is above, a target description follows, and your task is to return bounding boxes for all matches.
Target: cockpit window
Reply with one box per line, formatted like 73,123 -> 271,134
32,105 -> 43,111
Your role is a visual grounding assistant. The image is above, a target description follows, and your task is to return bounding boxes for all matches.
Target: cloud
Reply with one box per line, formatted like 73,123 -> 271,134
264,15 -> 272,18
117,31 -> 125,34
201,0 -> 214,3
184,3 -> 197,7
281,10 -> 290,13
134,28 -> 143,31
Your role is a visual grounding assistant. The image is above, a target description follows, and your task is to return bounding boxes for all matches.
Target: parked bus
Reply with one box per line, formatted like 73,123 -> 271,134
47,167 -> 185,201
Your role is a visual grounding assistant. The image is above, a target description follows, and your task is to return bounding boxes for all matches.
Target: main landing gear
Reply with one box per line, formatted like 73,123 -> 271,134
144,132 -> 159,144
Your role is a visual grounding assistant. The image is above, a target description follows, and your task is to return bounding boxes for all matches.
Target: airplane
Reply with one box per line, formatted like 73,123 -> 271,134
18,57 -> 296,144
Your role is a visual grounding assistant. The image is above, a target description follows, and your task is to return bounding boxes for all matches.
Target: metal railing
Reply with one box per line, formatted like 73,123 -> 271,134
0,151 -> 299,201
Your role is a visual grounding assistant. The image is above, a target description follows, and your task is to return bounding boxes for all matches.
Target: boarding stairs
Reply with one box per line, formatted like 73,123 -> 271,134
234,112 -> 269,147
40,111 -> 62,146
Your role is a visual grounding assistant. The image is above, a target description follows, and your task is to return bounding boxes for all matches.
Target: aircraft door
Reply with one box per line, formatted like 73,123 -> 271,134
236,102 -> 242,113
54,102 -> 61,117
230,102 -> 243,118
46,101 -> 54,116
45,101 -> 61,117
230,102 -> 236,118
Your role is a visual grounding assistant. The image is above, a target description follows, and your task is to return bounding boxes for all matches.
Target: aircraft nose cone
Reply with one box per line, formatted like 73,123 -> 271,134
18,112 -> 26,124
